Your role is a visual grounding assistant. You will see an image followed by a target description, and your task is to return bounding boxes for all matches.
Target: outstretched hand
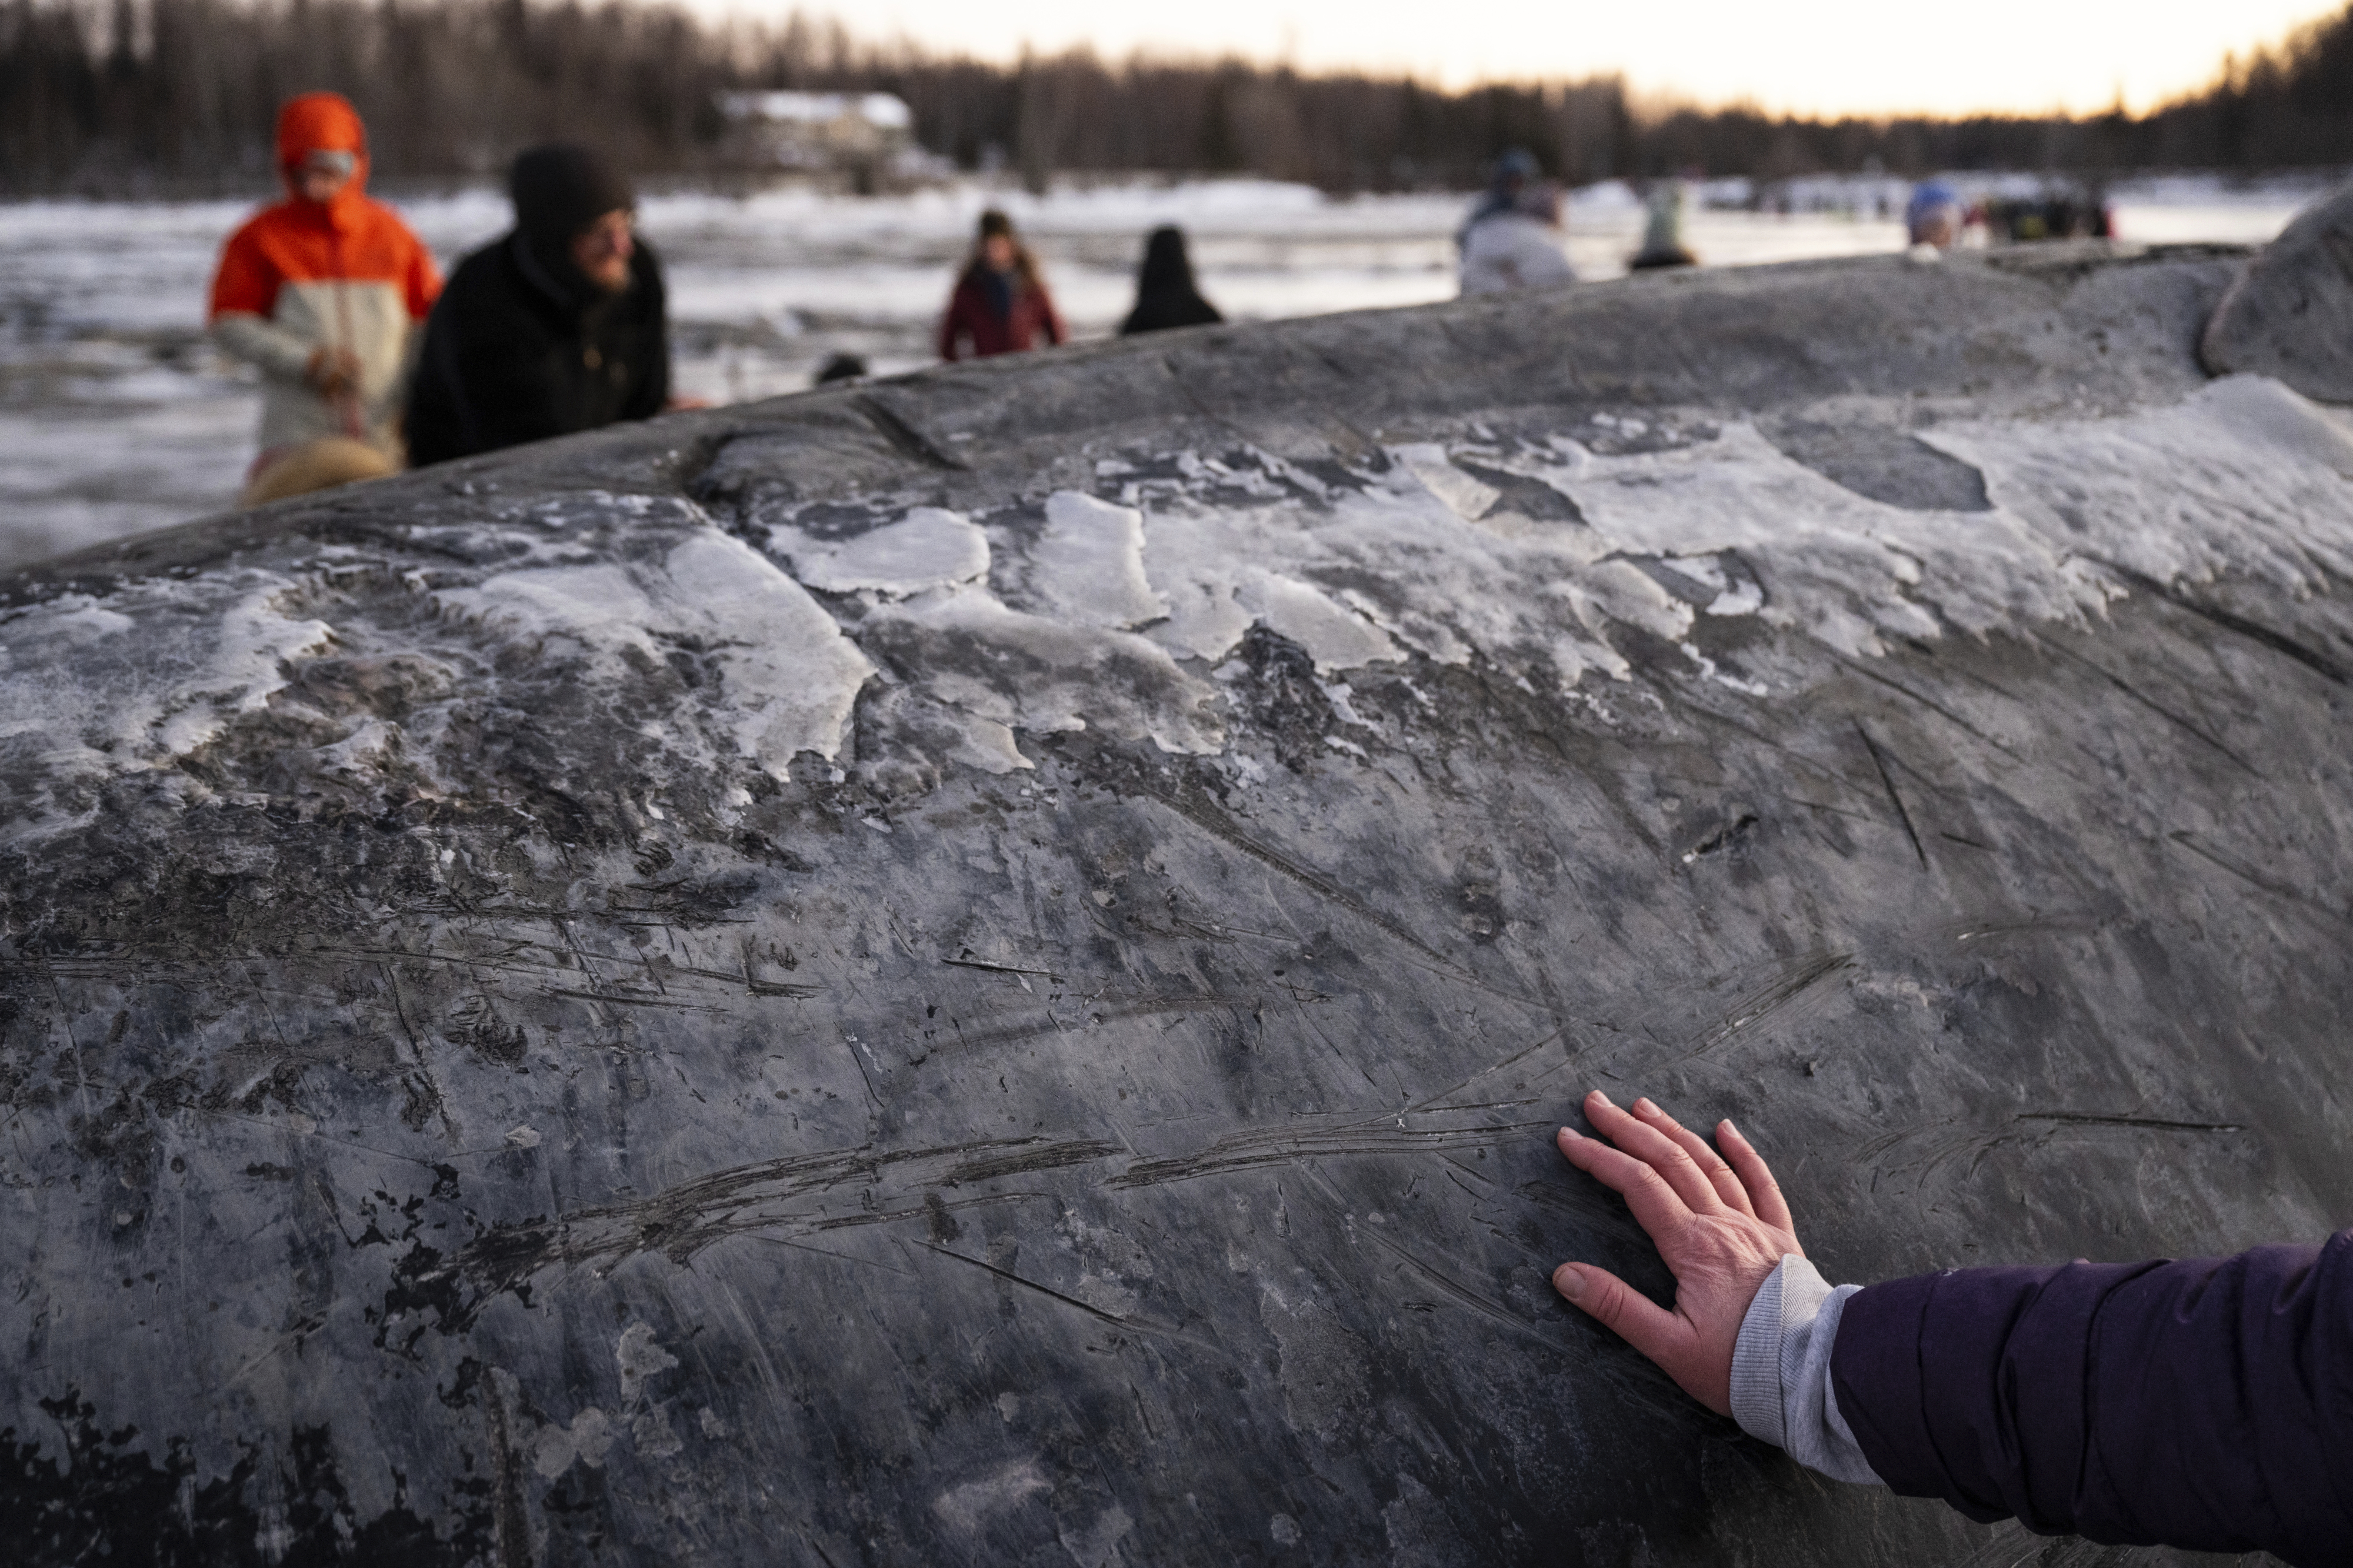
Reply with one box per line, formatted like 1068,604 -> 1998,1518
1551,1089 -> 1802,1415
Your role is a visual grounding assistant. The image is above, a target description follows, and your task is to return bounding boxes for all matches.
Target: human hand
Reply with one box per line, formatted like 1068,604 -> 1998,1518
306,346 -> 362,398
1551,1089 -> 1801,1415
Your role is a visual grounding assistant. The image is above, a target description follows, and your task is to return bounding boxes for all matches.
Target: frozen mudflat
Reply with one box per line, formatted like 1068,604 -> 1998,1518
3,231 -> 2351,1563
0,172 -> 2325,569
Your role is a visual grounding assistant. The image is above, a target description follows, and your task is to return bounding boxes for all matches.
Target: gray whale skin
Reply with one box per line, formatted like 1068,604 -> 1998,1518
4,219 -> 2352,1566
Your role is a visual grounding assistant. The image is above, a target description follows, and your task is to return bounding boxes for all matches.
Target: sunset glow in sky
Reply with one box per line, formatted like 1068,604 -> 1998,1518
744,0 -> 2342,118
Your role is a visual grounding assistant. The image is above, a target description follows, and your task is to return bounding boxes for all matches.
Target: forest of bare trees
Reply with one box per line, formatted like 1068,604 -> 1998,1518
2,0 -> 2349,196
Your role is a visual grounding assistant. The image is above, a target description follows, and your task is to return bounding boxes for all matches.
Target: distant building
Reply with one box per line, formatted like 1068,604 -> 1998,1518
715,92 -> 930,191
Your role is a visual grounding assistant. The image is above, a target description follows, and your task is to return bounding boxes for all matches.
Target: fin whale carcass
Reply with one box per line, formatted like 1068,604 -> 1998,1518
5,228 -> 2352,1564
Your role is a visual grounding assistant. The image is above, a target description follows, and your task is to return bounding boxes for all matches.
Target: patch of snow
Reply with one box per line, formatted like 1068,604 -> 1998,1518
615,1323 -> 678,1406
1031,492 -> 1166,629
865,584 -> 1222,756
437,527 -> 875,770
1234,572 -> 1403,672
532,1407 -> 615,1478
932,1458 -> 1051,1538
770,506 -> 990,596
0,572 -> 332,823
1390,443 -> 1501,523
1925,375 -> 2353,600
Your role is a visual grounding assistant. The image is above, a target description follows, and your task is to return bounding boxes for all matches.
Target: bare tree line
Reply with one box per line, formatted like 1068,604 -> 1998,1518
3,0 -> 2349,197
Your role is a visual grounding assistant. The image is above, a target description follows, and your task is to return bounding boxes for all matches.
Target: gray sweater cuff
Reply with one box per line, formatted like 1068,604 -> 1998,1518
1728,1255 -> 1884,1484
212,312 -> 316,382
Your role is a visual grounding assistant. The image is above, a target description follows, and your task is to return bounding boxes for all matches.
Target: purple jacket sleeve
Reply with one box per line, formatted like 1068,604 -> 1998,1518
1829,1230 -> 2353,1566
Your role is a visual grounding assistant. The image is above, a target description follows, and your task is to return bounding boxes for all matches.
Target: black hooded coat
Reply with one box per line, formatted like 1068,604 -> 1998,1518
405,146 -> 671,467
1119,227 -> 1222,336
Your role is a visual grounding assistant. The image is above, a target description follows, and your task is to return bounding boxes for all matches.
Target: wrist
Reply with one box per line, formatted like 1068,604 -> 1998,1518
1728,1256 -> 1883,1486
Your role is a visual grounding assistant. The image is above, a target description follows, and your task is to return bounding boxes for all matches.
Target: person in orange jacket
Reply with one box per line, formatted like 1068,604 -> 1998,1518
208,92 -> 441,505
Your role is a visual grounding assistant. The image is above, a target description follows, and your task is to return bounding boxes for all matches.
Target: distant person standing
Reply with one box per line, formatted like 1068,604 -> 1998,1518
405,145 -> 683,467
208,92 -> 440,506
938,211 -> 1065,361
1907,179 -> 1967,251
1458,147 -> 1539,246
1120,226 -> 1223,336
1629,182 -> 1698,270
1460,177 -> 1575,297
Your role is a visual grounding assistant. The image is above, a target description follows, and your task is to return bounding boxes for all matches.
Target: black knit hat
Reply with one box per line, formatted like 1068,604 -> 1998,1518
511,144 -> 635,259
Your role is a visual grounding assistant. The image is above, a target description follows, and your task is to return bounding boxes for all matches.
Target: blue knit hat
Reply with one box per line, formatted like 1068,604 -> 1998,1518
1906,179 -> 1962,224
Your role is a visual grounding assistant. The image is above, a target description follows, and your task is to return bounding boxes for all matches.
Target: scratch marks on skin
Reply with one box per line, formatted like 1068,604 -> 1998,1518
1132,779 -> 1456,970
1127,773 -> 1543,1009
1853,721 -> 1928,870
2165,830 -> 2353,927
1106,1109 -> 1549,1190
921,988 -> 1267,1057
918,1243 -> 1215,1353
1950,916 -> 2100,945
2014,1112 -> 2247,1133
2100,563 -> 2349,687
1680,950 -> 1855,1060
1830,653 -> 2020,758
2038,636 -> 2262,776
1359,1228 -> 1565,1355
940,956 -> 1061,980
392,1105 -> 1550,1332
389,1135 -> 1116,1333
1678,813 -> 1758,866
534,987 -> 728,1012
1855,1109 -> 2249,1186
1407,1028 -> 1568,1115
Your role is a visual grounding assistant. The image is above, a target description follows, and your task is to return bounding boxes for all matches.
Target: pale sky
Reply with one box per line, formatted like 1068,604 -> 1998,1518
734,0 -> 2341,118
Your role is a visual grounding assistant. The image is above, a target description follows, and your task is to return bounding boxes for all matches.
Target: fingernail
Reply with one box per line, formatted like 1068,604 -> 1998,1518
1633,1097 -> 1658,1115
1553,1266 -> 1585,1300
1587,1089 -> 1615,1108
1558,1125 -> 1583,1142
1721,1118 -> 1740,1138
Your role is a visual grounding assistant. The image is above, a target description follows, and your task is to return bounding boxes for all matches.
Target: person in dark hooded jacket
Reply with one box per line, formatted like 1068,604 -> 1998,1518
405,145 -> 674,466
1119,226 -> 1222,336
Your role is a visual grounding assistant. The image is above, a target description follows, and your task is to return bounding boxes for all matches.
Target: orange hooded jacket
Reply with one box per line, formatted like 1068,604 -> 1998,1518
208,94 -> 441,461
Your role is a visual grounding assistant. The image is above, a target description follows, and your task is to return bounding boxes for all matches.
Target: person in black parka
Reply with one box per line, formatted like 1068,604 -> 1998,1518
1119,226 -> 1222,337
406,145 -> 672,467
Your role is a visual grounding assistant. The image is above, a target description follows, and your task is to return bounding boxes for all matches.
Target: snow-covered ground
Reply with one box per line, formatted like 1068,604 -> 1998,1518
0,173 -> 2328,571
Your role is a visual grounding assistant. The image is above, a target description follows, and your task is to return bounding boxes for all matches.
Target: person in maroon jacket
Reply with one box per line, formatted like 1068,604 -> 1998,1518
938,209 -> 1065,361
1549,1087 -> 2351,1566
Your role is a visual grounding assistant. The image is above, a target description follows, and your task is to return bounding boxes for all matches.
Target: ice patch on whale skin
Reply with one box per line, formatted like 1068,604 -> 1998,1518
769,506 -> 990,598
1104,380 -> 2353,696
1925,375 -> 2353,599
861,584 -> 1223,758
0,573 -> 334,824
434,529 -> 876,769
9,382 -> 2351,828
1028,492 -> 1168,630
1536,422 -> 2097,658
1135,475 -> 1635,689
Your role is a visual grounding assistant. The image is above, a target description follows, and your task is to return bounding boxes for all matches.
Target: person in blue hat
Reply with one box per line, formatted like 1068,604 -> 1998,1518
1906,179 -> 1966,250
1458,147 -> 1542,246
1458,149 -> 1574,296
